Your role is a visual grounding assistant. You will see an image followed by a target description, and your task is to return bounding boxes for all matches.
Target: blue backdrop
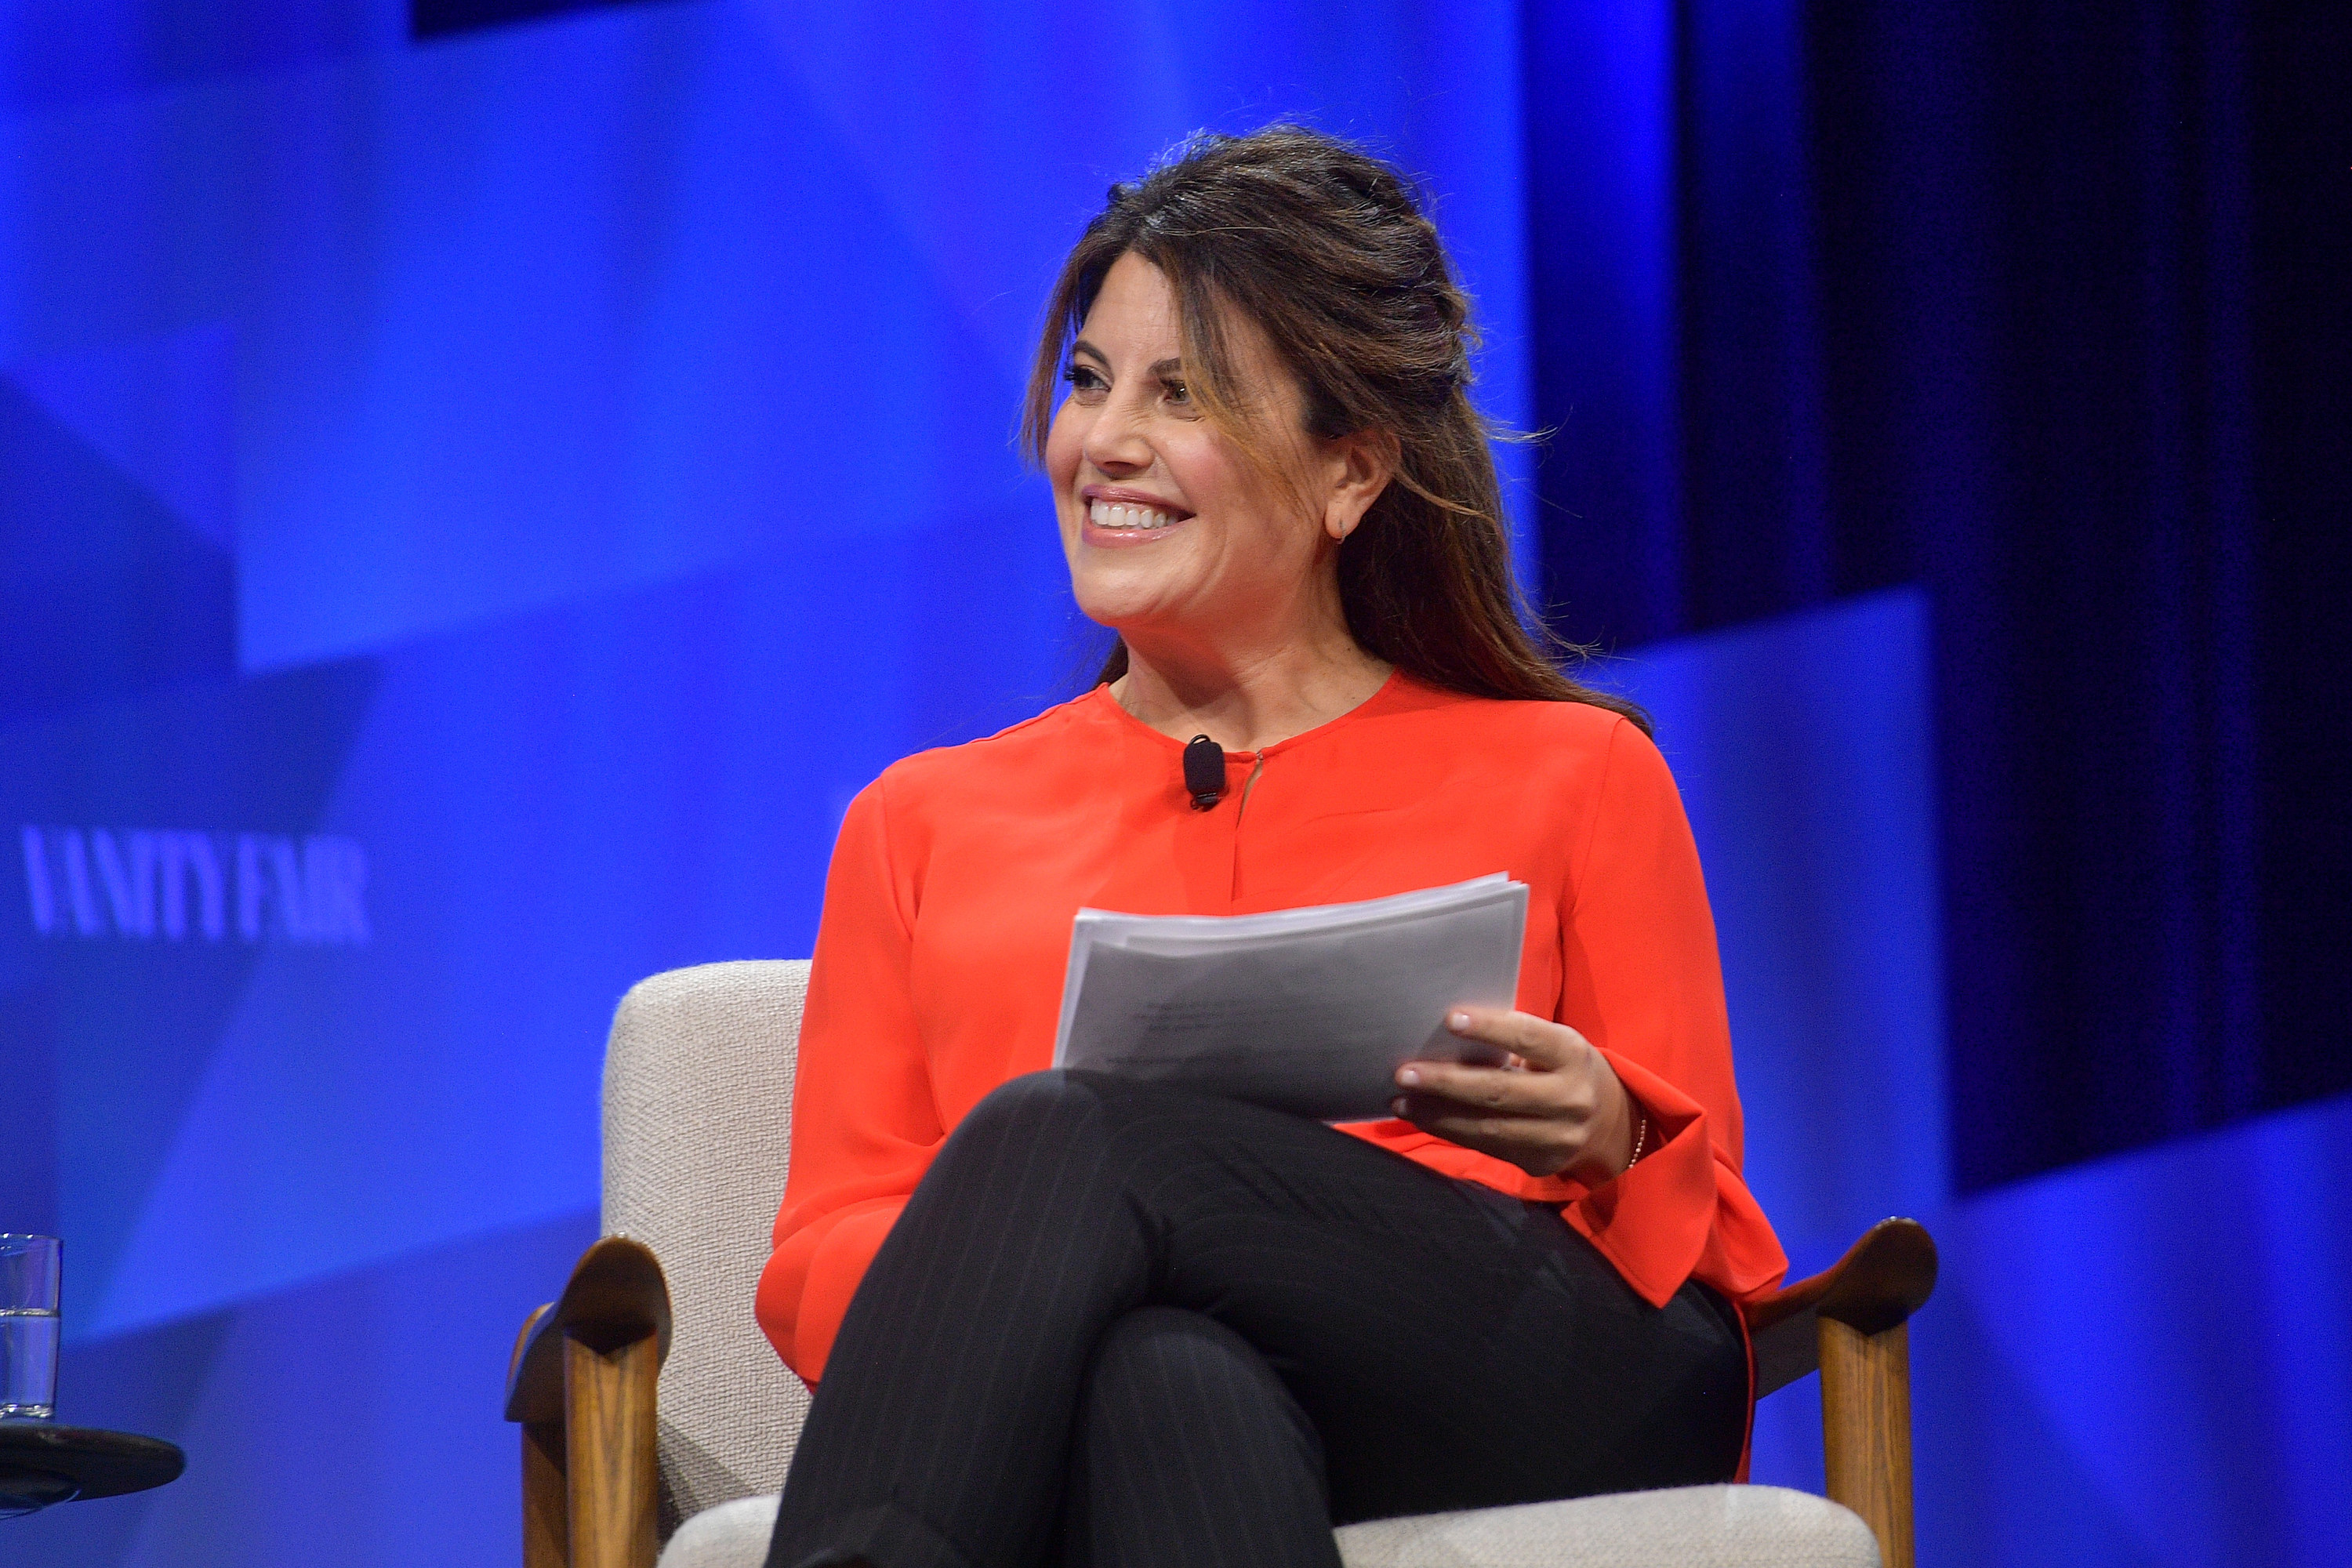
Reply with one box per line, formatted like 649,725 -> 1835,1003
3,4 -> 2344,1566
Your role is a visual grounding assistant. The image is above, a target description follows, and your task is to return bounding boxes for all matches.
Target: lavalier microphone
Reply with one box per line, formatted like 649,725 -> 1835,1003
1183,735 -> 1227,811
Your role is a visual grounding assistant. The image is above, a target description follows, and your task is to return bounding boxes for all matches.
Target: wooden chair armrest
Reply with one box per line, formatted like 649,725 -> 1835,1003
506,1236 -> 673,1421
504,1236 -> 674,1568
1744,1216 -> 1938,1396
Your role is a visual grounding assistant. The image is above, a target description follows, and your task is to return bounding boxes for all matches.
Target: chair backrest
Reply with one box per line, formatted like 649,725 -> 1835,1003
601,960 -> 814,1535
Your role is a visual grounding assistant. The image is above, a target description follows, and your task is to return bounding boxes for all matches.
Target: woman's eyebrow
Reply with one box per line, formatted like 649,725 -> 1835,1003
1068,343 -> 1183,380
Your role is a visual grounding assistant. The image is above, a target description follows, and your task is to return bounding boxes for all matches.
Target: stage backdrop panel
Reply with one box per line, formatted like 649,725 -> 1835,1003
3,3 -> 1532,1563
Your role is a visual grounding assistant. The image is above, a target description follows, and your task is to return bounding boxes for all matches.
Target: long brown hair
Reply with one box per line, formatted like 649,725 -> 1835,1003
1021,125 -> 1648,733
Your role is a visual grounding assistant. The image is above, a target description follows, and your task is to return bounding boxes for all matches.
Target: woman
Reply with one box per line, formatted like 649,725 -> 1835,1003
757,127 -> 1788,1568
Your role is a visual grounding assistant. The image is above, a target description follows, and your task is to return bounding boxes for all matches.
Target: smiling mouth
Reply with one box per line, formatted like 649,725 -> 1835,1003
1087,499 -> 1193,532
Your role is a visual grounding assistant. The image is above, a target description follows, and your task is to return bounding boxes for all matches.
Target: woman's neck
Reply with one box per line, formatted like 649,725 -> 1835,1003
1110,631 -> 1393,753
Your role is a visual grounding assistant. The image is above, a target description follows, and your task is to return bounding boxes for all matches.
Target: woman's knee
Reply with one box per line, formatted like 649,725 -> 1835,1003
952,1069 -> 1207,1151
954,1069 -> 1098,1142
928,1071 -> 1130,1184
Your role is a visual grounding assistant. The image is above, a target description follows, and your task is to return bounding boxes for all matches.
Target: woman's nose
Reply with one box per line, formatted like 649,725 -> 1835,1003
1082,397 -> 1152,475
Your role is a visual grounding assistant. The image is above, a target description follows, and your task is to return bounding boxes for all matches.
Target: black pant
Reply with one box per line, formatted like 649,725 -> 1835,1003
767,1072 -> 1747,1568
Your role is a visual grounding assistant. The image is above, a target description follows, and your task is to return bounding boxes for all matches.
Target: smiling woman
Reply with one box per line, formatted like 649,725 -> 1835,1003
757,127 -> 1785,1568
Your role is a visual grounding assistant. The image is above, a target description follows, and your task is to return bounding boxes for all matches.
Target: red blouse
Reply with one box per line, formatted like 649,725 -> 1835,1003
757,673 -> 1788,1385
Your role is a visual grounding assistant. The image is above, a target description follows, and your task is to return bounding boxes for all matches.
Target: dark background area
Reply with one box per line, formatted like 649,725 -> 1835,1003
1524,1 -> 2348,1193
409,0 -> 655,40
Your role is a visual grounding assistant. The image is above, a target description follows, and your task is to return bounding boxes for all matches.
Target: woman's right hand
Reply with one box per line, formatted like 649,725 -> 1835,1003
1392,1007 -> 1640,1183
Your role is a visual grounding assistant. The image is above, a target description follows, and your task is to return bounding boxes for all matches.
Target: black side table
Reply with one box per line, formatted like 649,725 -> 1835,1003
0,1425 -> 184,1518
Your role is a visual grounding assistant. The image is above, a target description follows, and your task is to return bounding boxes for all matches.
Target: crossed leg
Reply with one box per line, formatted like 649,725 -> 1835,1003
766,1070 -> 1746,1568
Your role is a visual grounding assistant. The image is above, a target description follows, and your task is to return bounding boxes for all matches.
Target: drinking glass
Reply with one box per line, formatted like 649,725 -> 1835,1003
1,1235 -> 61,1421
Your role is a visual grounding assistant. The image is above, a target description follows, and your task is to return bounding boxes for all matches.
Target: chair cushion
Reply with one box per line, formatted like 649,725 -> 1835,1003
1333,1485 -> 1879,1567
604,960 -> 814,1533
659,1494 -> 782,1568
658,1487 -> 1877,1568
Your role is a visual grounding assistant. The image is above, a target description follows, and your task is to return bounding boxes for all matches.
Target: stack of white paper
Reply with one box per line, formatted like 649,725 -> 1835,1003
1049,874 -> 1530,1121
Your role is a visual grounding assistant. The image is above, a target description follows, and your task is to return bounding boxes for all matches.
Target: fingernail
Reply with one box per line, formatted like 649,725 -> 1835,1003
1447,1011 -> 1471,1033
1397,1066 -> 1421,1087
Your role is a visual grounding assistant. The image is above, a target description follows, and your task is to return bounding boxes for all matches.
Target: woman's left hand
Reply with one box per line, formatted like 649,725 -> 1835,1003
1392,1007 -> 1639,1182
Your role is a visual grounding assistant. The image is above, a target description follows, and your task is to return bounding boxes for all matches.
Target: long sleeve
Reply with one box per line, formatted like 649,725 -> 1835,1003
754,777 -> 945,1385
1552,720 -> 1788,1308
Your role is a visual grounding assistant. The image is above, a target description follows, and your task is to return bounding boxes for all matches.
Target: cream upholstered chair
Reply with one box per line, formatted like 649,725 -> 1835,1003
505,960 -> 1934,1568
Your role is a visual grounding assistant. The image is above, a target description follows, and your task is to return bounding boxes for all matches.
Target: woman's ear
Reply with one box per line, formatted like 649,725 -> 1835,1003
1323,428 -> 1398,541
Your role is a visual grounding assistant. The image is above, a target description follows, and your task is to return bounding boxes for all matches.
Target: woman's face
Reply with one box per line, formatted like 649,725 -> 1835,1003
1045,252 -> 1348,653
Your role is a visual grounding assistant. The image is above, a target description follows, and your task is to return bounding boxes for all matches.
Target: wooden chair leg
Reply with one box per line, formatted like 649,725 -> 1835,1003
522,1419 -> 569,1568
564,1329 -> 662,1568
1819,1316 -> 1915,1568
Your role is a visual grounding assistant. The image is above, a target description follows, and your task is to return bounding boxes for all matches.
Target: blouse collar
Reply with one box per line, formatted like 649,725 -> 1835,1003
1079,666 -> 1423,760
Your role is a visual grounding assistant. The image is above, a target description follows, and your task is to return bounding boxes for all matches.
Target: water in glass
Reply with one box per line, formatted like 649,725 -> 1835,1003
1,1308 -> 60,1419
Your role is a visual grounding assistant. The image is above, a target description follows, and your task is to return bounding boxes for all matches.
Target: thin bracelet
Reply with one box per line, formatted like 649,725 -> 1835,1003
1624,1112 -> 1649,1173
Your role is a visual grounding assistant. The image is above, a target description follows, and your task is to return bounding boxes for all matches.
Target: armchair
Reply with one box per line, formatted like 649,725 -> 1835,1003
506,961 -> 1934,1568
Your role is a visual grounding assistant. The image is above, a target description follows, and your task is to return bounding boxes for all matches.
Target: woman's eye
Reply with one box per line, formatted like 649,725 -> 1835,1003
1161,379 -> 1192,406
1063,365 -> 1107,395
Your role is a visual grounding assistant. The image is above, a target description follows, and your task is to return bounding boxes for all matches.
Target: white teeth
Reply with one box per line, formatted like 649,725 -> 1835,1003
1090,499 -> 1181,531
